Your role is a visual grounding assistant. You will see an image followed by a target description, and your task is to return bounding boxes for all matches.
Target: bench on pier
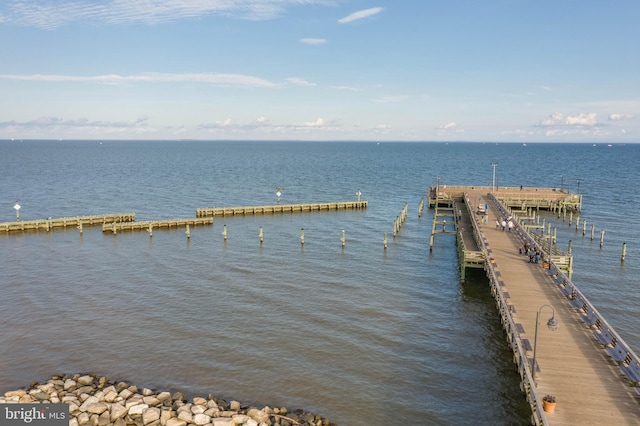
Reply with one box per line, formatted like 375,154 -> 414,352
594,327 -> 616,347
569,295 -> 586,310
606,342 -> 628,364
582,310 -> 599,328
522,338 -> 533,352
560,284 -> 574,297
620,360 -> 640,386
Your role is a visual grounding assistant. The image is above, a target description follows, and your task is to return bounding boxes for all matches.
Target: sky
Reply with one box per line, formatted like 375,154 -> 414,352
0,0 -> 639,142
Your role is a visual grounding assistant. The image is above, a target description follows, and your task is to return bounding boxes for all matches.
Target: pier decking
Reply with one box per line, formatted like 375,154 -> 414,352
196,200 -> 367,217
0,213 -> 135,233
435,186 -> 640,425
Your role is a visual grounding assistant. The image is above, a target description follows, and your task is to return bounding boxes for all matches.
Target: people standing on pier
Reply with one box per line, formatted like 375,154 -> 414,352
501,219 -> 506,231
495,219 -> 500,229
508,220 -> 513,232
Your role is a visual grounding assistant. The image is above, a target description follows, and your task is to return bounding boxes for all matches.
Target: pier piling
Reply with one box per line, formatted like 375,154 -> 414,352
621,242 -> 626,262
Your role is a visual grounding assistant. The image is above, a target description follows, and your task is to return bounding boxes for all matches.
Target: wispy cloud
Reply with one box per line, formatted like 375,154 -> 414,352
338,7 -> 383,24
300,38 -> 327,45
0,72 -> 279,88
1,0 -> 330,29
0,116 -> 156,135
285,77 -> 316,87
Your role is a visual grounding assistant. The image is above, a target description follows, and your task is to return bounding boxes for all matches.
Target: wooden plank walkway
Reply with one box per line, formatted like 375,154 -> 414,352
0,213 -> 135,233
464,187 -> 640,425
196,200 -> 367,217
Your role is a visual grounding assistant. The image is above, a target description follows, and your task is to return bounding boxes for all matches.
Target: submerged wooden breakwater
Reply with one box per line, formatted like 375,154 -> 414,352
102,217 -> 213,234
196,200 -> 367,217
0,213 -> 135,233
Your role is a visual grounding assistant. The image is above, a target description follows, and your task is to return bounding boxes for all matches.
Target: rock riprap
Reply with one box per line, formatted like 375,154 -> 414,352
1,374 -> 335,426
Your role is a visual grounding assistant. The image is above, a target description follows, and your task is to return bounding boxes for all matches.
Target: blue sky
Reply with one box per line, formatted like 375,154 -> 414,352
1,0 -> 639,142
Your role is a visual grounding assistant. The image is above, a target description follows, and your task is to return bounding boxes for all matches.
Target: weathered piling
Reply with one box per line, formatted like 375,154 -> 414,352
259,226 -> 264,244
300,228 -> 305,245
621,242 -> 627,262
341,229 -> 345,248
383,232 -> 388,249
222,224 -> 227,241
600,229 -> 605,248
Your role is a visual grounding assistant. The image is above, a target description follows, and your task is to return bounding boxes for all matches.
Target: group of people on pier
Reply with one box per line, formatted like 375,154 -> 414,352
519,240 -> 541,264
495,215 -> 514,232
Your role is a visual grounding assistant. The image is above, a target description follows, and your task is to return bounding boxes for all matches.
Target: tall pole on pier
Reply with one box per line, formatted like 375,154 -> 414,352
491,163 -> 498,193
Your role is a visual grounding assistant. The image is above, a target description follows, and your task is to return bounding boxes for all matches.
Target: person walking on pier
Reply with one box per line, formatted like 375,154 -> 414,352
508,220 -> 513,232
442,220 -> 447,231
501,219 -> 506,231
495,219 -> 500,229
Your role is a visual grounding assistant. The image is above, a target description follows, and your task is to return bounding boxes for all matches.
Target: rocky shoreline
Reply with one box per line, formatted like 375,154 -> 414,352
1,374 -> 335,426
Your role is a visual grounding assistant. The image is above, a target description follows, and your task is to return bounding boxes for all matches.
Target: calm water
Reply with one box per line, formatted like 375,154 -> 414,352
1,141 -> 639,425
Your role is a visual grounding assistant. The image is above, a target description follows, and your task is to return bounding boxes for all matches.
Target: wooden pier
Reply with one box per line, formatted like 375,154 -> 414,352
102,217 -> 213,234
433,186 -> 640,425
196,200 -> 367,217
0,213 -> 135,233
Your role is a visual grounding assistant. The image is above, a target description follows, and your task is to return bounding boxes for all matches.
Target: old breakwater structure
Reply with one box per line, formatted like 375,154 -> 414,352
0,374 -> 334,426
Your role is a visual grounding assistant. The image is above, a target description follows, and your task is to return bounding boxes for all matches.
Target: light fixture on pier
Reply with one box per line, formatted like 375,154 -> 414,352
532,304 -> 559,382
13,202 -> 21,222
490,163 -> 498,192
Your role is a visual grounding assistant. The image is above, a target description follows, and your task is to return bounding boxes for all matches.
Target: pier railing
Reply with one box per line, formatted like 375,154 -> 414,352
488,193 -> 640,397
469,194 -> 548,425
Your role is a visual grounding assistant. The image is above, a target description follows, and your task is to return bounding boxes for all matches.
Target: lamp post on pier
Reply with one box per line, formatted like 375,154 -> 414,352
490,163 -> 498,193
532,304 -> 559,382
13,202 -> 21,222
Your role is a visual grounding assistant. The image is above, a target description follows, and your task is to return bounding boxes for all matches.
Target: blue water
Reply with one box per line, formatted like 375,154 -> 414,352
1,140 -> 638,425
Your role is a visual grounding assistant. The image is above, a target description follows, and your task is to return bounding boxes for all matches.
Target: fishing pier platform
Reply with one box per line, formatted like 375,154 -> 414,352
431,185 -> 640,425
196,200 -> 367,217
0,213 -> 135,233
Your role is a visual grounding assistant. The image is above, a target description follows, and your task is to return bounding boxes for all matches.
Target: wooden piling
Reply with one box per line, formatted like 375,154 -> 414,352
222,225 -> 227,241
600,229 -> 605,248
383,232 -> 387,249
341,229 -> 345,247
185,224 -> 190,239
591,224 -> 595,240
259,226 -> 264,244
583,219 -> 587,236
300,228 -> 304,245
621,242 -> 626,262
77,221 -> 83,234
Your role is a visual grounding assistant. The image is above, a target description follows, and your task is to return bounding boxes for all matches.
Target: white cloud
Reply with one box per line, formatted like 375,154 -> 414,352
338,7 -> 383,24
300,38 -> 327,45
437,122 -> 464,135
1,0 -> 332,29
537,112 -> 598,127
608,113 -> 634,121
0,72 -> 278,88
286,77 -> 316,87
